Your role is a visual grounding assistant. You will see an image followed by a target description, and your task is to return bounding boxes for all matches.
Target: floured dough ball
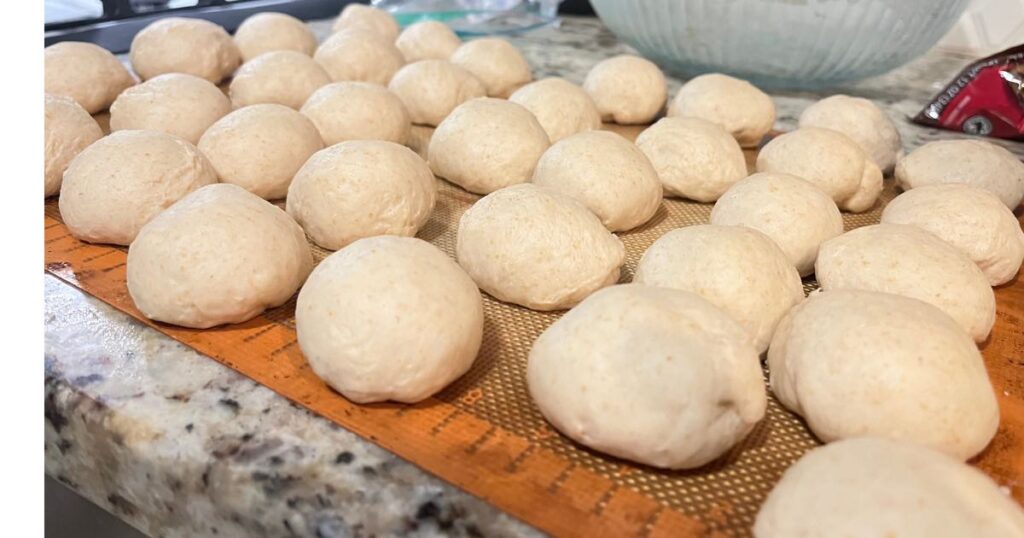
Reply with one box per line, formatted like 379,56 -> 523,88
711,172 -> 843,276
314,28 -> 404,85
331,3 -> 400,42
583,55 -> 666,125
769,290 -> 998,459
799,94 -> 903,174
509,77 -> 602,143
229,50 -> 331,109
396,20 -> 461,62
387,60 -> 486,126
450,38 -> 532,98
130,17 -> 241,83
528,284 -> 766,469
59,130 -> 217,245
429,98 -> 549,194
669,73 -> 774,148
296,236 -> 483,404
127,184 -> 312,328
300,82 -> 410,145
198,104 -> 323,200
882,184 -> 1024,286
756,127 -> 883,212
817,224 -> 995,342
44,94 -> 103,197
44,41 -> 135,114
635,117 -> 747,202
233,12 -> 317,62
287,140 -> 435,250
531,130 -> 661,231
109,73 -> 231,144
456,184 -> 624,310
635,225 -> 803,354
896,139 -> 1024,209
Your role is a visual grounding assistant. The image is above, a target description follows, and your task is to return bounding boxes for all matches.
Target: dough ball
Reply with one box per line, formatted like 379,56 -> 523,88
59,130 -> 217,245
531,130 -> 661,231
635,117 -> 748,202
233,12 -> 317,62
314,28 -> 404,85
528,284 -> 766,469
387,60 -> 486,126
300,82 -> 410,145
508,77 -> 602,143
669,73 -> 775,148
711,172 -> 843,276
895,139 -> 1024,210
396,20 -> 461,62
428,98 -> 549,194
816,223 -> 995,342
756,127 -> 883,212
331,3 -> 400,42
198,104 -> 323,200
582,55 -> 666,125
130,17 -> 241,83
296,236 -> 483,404
754,438 -> 1024,538
450,38 -> 532,98
882,184 -> 1024,286
44,41 -> 135,114
109,73 -> 231,144
44,94 -> 103,197
635,225 -> 803,354
456,183 -> 624,310
229,50 -> 331,110
799,94 -> 903,174
286,140 -> 435,250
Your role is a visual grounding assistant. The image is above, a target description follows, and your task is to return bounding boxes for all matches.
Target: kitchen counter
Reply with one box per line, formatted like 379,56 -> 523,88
44,15 -> 1023,538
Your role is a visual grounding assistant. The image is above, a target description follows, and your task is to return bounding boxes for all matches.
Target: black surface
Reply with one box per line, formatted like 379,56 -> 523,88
559,0 -> 594,16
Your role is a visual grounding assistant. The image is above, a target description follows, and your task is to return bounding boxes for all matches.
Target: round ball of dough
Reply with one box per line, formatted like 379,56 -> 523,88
287,140 -> 436,250
331,3 -> 400,42
130,17 -> 241,83
428,98 -> 549,194
582,55 -> 666,125
754,438 -> 1024,538
669,73 -> 775,148
456,183 -> 624,310
233,12 -> 317,62
635,117 -> 748,202
300,82 -> 410,145
314,29 -> 404,85
45,94 -> 103,197
799,94 -> 903,174
769,290 -> 998,459
882,184 -> 1024,286
816,223 -> 996,342
198,104 -> 323,200
635,225 -> 803,354
44,41 -> 135,114
127,184 -> 312,329
509,77 -> 602,143
229,50 -> 331,110
387,60 -> 486,126
59,130 -> 218,245
756,127 -> 883,213
895,139 -> 1024,210
531,130 -> 661,231
296,236 -> 483,404
396,20 -> 461,62
109,73 -> 231,144
711,172 -> 844,276
450,38 -> 532,98
528,284 -> 766,469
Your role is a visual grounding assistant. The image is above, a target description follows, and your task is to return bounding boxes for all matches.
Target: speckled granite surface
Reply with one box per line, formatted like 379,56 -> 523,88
45,15 -> 1023,538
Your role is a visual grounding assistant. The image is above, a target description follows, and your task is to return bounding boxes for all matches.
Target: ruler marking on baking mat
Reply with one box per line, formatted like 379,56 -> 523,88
42,127 -> 1024,536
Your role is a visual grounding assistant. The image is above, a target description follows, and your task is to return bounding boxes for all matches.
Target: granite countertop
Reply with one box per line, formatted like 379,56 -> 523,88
44,15 -> 1023,538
